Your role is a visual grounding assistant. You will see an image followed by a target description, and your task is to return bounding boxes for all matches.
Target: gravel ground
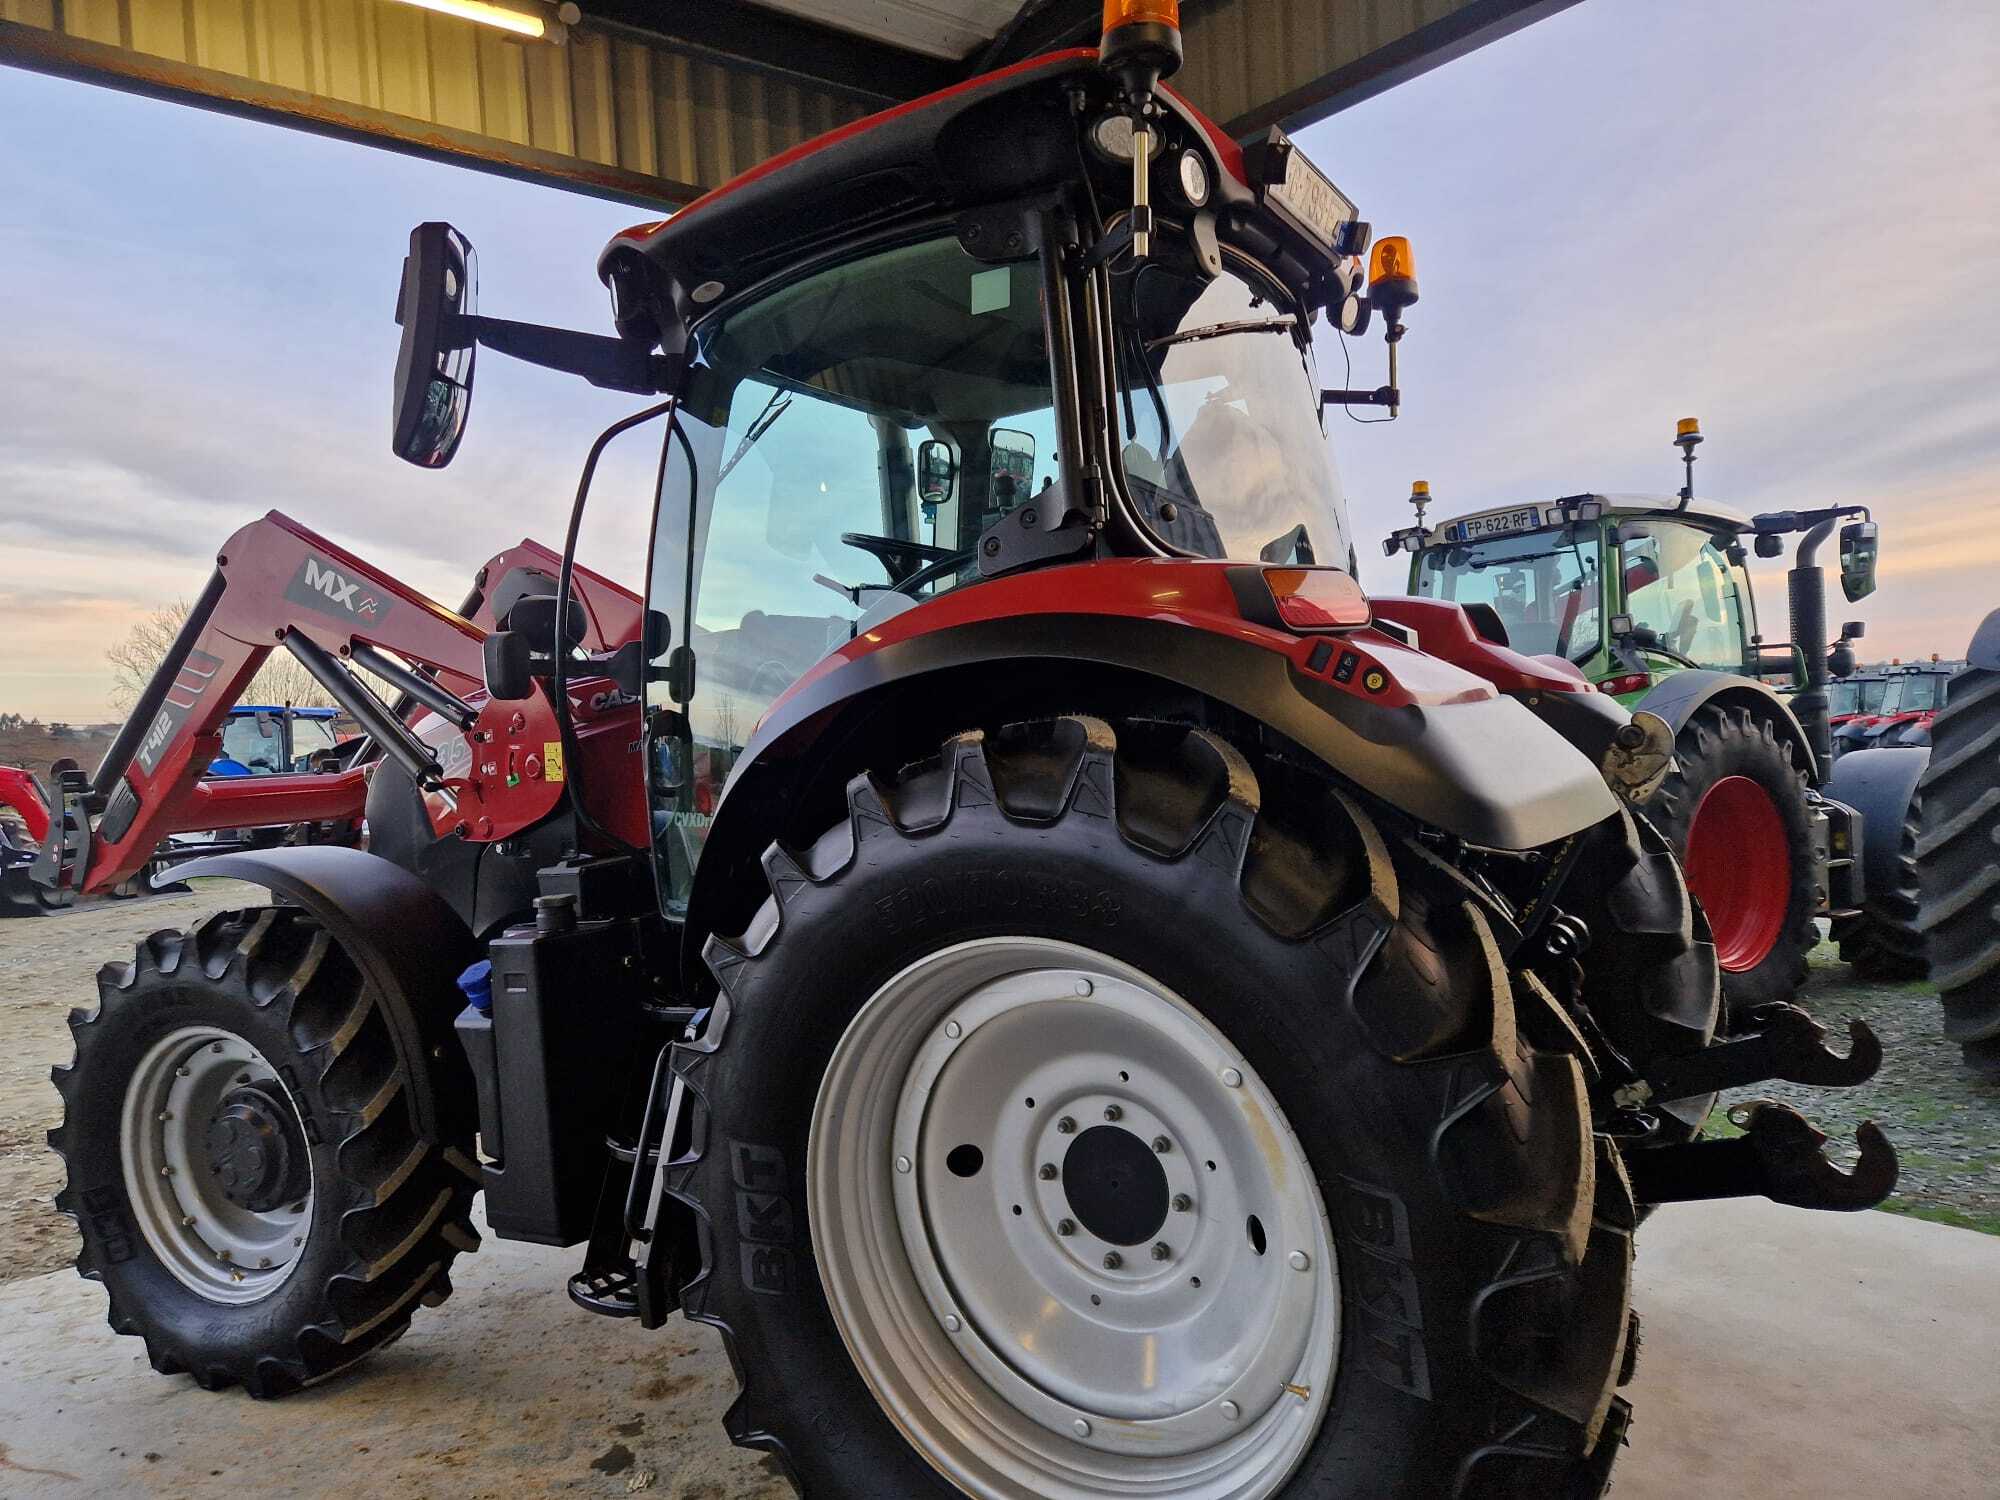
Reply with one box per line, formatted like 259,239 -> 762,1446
2,899 -> 1994,1290
1722,933 -> 2000,1236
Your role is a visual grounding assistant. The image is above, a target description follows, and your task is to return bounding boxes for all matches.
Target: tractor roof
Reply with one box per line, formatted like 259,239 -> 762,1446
598,48 -> 1248,313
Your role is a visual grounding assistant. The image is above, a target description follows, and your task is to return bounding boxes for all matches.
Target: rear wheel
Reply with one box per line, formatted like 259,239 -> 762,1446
1915,663 -> 2000,1074
1646,705 -> 1817,1019
50,907 -> 481,1394
675,717 -> 1637,1498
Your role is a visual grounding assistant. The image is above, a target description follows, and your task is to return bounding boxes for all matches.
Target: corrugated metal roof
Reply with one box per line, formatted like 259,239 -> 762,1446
0,0 -> 1576,206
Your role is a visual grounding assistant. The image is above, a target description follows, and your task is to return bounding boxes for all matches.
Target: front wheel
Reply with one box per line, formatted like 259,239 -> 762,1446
675,718 -> 1635,1499
1646,705 -> 1818,1019
50,908 -> 481,1395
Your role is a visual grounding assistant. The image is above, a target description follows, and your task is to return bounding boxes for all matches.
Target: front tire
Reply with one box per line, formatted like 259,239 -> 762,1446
1646,705 -> 1817,1019
675,718 -> 1635,1499
1832,785 -> 1927,981
50,907 -> 481,1395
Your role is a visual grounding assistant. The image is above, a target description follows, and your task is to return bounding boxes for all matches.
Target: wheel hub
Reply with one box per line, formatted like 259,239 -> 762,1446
205,1082 -> 310,1213
119,1026 -> 314,1304
810,938 -> 1339,1499
1060,1124 -> 1169,1246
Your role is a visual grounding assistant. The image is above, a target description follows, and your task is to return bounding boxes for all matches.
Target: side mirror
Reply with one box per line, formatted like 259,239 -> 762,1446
482,631 -> 536,702
392,222 -> 478,469
1839,521 -> 1879,602
505,592 -> 585,653
917,440 -> 956,504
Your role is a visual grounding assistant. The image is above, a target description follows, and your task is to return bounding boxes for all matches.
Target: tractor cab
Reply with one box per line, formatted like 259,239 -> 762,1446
1397,492 -> 1762,702
206,705 -> 345,777
1842,660 -> 1954,751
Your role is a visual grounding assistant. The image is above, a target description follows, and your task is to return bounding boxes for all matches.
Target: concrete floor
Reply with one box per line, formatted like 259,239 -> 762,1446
0,1200 -> 1993,1499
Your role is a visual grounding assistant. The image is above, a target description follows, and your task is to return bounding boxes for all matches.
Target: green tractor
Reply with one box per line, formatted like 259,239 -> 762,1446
1387,420 -> 1881,1015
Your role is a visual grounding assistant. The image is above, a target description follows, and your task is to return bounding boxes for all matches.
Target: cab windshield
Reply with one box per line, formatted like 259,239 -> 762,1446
1414,528 -> 1604,659
1109,255 -> 1349,567
1880,672 -> 1947,714
1828,677 -> 1888,717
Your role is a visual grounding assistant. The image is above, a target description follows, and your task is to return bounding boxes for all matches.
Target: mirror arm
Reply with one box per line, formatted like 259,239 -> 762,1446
460,314 -> 680,394
1323,386 -> 1399,408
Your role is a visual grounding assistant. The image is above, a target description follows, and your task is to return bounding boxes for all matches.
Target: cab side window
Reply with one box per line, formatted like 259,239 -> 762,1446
1619,522 -> 1745,672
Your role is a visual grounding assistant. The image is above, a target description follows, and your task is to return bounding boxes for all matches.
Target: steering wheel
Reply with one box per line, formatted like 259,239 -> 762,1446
888,549 -> 977,597
841,532 -> 958,585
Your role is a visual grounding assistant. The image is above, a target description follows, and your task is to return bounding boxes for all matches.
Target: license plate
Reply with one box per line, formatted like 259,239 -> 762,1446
1447,507 -> 1542,542
1261,132 -> 1356,251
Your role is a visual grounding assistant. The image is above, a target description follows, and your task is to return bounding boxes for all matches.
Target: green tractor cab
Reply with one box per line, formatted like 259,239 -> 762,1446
1388,426 -> 1883,1015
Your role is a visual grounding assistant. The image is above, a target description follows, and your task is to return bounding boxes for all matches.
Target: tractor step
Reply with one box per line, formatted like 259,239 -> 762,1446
567,1264 -> 641,1318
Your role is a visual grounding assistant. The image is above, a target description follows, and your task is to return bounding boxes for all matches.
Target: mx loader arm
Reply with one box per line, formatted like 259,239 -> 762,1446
34,512 -> 642,898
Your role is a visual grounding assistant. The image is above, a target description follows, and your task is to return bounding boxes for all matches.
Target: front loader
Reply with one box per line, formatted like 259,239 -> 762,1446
45,8 -> 1901,1496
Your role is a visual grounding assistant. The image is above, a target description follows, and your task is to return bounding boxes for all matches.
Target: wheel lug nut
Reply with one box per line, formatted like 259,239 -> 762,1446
1288,1250 -> 1311,1272
1152,1135 -> 1171,1154
1221,1399 -> 1241,1421
211,1042 -> 224,1054
943,1020 -> 963,1039
1172,1193 -> 1193,1212
943,1314 -> 962,1333
181,1215 -> 196,1228
159,1165 -> 174,1177
1103,1105 -> 1122,1122
258,1257 -> 272,1269
1102,1251 -> 1123,1270
1221,1067 -> 1243,1088
1057,1116 -> 1077,1135
895,1155 -> 912,1173
1039,1163 -> 1058,1181
1073,1418 -> 1092,1437
1074,979 -> 1094,997
1151,1242 -> 1171,1261
175,1067 -> 190,1078
1057,1218 -> 1077,1237
157,1111 -> 171,1123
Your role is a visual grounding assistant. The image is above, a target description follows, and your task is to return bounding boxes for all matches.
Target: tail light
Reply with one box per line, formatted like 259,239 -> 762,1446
1601,671 -> 1652,696
1263,568 -> 1370,631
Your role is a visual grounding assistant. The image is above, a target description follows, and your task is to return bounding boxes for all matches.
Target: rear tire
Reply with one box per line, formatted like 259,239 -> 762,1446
1832,785 -> 1928,981
50,907 -> 481,1395
1914,664 -> 2000,1073
675,717 -> 1636,1499
1646,705 -> 1817,1020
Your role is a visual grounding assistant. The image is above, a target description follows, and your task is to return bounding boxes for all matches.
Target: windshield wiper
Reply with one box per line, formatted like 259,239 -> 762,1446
717,387 -> 792,483
1146,314 -> 1298,351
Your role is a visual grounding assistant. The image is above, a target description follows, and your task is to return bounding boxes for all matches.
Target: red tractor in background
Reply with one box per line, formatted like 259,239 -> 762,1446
40,8 -> 1900,1496
1,765 -> 60,912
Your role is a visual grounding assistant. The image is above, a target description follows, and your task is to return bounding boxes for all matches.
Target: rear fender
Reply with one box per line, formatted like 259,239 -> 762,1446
1634,671 -> 1816,783
1967,608 -> 2000,671
1822,745 -> 1930,900
172,845 -> 477,1141
687,597 -> 1618,965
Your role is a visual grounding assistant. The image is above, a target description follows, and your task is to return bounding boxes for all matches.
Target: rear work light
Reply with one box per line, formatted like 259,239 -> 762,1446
1264,568 -> 1371,631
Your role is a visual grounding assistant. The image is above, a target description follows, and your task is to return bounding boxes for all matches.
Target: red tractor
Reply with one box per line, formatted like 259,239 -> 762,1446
1,765 -> 61,912
44,10 -> 1898,1496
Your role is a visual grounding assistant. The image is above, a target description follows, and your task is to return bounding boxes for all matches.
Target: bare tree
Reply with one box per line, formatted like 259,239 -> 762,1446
106,602 -> 341,715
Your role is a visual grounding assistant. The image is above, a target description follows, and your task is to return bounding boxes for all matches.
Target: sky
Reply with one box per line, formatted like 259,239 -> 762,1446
1,0 -> 1996,721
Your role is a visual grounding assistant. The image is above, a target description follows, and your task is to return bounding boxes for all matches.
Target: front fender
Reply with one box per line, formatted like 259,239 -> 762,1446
1822,745 -> 1929,900
173,845 -> 476,1141
1634,670 -> 1816,782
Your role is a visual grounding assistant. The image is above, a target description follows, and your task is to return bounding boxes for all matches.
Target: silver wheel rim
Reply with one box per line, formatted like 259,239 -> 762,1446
119,1026 -> 315,1303
810,937 -> 1339,1500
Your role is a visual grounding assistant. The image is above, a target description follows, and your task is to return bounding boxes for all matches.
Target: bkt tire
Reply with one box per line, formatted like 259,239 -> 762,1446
1646,705 -> 1817,1020
49,908 -> 481,1395
1915,663 -> 2000,1074
675,718 -> 1635,1499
